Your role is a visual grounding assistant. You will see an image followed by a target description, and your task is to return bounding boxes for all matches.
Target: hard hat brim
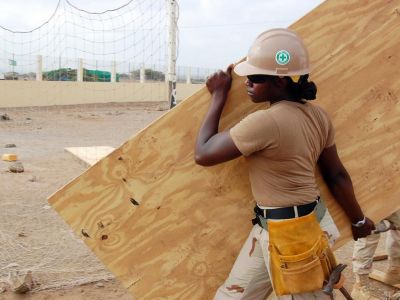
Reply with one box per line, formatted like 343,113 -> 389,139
234,59 -> 309,77
234,60 -> 273,76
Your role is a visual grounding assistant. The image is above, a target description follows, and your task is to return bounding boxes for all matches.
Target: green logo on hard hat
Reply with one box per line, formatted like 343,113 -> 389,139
275,50 -> 290,65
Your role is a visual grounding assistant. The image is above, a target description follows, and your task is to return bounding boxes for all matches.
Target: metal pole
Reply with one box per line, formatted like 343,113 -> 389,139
167,0 -> 178,108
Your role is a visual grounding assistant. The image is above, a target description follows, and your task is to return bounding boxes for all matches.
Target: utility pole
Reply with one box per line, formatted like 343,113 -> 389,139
167,0 -> 178,108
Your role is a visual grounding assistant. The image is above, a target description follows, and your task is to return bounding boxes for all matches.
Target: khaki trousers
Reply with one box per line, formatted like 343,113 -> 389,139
352,210 -> 400,274
214,210 -> 340,300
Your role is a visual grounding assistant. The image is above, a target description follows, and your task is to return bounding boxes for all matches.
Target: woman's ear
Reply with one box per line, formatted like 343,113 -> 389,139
273,76 -> 288,88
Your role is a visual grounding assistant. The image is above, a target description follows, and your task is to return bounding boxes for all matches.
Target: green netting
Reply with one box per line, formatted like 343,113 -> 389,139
43,68 -> 120,82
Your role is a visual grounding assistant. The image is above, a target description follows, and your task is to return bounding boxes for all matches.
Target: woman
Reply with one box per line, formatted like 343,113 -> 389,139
195,28 -> 374,299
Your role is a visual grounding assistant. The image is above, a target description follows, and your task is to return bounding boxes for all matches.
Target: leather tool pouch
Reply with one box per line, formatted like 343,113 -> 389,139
268,212 -> 337,295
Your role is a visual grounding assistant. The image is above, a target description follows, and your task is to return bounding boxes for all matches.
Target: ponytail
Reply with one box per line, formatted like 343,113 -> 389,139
288,74 -> 317,101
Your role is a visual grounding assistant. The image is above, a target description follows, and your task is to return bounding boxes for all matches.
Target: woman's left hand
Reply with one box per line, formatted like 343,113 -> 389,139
206,64 -> 233,96
351,217 -> 375,240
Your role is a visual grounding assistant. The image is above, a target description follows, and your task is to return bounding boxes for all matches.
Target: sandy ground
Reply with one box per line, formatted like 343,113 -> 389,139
0,102 -> 398,299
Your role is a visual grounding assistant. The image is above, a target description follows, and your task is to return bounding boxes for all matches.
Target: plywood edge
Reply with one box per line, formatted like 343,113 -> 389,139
65,146 -> 116,167
369,269 -> 400,288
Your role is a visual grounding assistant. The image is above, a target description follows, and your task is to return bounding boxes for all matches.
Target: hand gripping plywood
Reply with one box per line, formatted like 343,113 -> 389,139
48,0 -> 400,298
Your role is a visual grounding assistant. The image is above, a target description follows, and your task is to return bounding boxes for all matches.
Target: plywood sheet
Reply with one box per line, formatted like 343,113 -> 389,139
48,0 -> 400,298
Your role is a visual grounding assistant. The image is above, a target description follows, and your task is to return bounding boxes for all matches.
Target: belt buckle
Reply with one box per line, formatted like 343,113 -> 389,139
293,206 -> 299,218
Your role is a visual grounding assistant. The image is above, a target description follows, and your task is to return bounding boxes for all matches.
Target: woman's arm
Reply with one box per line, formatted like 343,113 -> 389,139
195,65 -> 242,166
318,144 -> 375,240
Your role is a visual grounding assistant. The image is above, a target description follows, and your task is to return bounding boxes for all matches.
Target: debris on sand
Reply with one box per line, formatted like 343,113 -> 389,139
11,270 -> 33,294
0,113 -> 10,121
156,104 -> 168,111
9,162 -> 24,173
2,154 -> 18,162
5,144 -> 16,148
29,175 -> 38,182
0,281 -> 7,294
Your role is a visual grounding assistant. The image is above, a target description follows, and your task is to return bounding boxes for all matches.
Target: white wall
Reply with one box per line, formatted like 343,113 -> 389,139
0,81 -> 203,107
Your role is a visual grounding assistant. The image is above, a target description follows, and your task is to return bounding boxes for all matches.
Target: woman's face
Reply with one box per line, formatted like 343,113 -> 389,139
245,75 -> 277,103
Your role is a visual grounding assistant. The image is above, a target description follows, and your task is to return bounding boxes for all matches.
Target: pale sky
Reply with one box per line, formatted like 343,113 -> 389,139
0,0 -> 324,72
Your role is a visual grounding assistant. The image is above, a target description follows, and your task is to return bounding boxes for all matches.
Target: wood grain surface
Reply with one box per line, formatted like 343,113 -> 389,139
369,269 -> 400,288
48,0 -> 400,298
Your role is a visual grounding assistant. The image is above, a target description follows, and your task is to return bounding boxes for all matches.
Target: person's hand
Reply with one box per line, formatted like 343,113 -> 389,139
206,64 -> 233,96
351,217 -> 375,240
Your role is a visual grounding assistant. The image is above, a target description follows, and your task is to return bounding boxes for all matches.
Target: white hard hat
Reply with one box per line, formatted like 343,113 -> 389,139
235,28 -> 310,77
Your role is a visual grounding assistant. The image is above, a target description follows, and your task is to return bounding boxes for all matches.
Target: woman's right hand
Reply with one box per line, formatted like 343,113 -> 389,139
206,64 -> 233,96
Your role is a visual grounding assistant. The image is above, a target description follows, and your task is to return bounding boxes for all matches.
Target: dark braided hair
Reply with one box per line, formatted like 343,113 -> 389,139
287,74 -> 317,101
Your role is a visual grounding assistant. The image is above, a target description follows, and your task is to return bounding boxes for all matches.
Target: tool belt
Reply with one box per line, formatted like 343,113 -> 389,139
268,211 -> 337,295
252,196 -> 326,231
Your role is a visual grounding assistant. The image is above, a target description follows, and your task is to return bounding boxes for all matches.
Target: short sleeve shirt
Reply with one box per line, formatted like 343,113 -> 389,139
230,100 -> 335,207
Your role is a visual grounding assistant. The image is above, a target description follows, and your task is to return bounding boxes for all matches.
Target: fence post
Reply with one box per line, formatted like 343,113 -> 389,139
140,66 -> 145,83
36,55 -> 43,81
186,66 -> 191,84
111,60 -> 116,83
167,0 -> 178,108
77,58 -> 83,82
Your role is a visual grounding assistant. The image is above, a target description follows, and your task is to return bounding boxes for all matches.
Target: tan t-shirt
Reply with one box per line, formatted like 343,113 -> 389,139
230,100 -> 335,207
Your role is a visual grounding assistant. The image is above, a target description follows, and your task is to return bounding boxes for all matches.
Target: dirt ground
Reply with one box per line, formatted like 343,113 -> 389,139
0,102 -> 398,299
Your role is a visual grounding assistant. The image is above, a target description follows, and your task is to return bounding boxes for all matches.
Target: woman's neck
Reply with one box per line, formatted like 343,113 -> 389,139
270,97 -> 305,106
